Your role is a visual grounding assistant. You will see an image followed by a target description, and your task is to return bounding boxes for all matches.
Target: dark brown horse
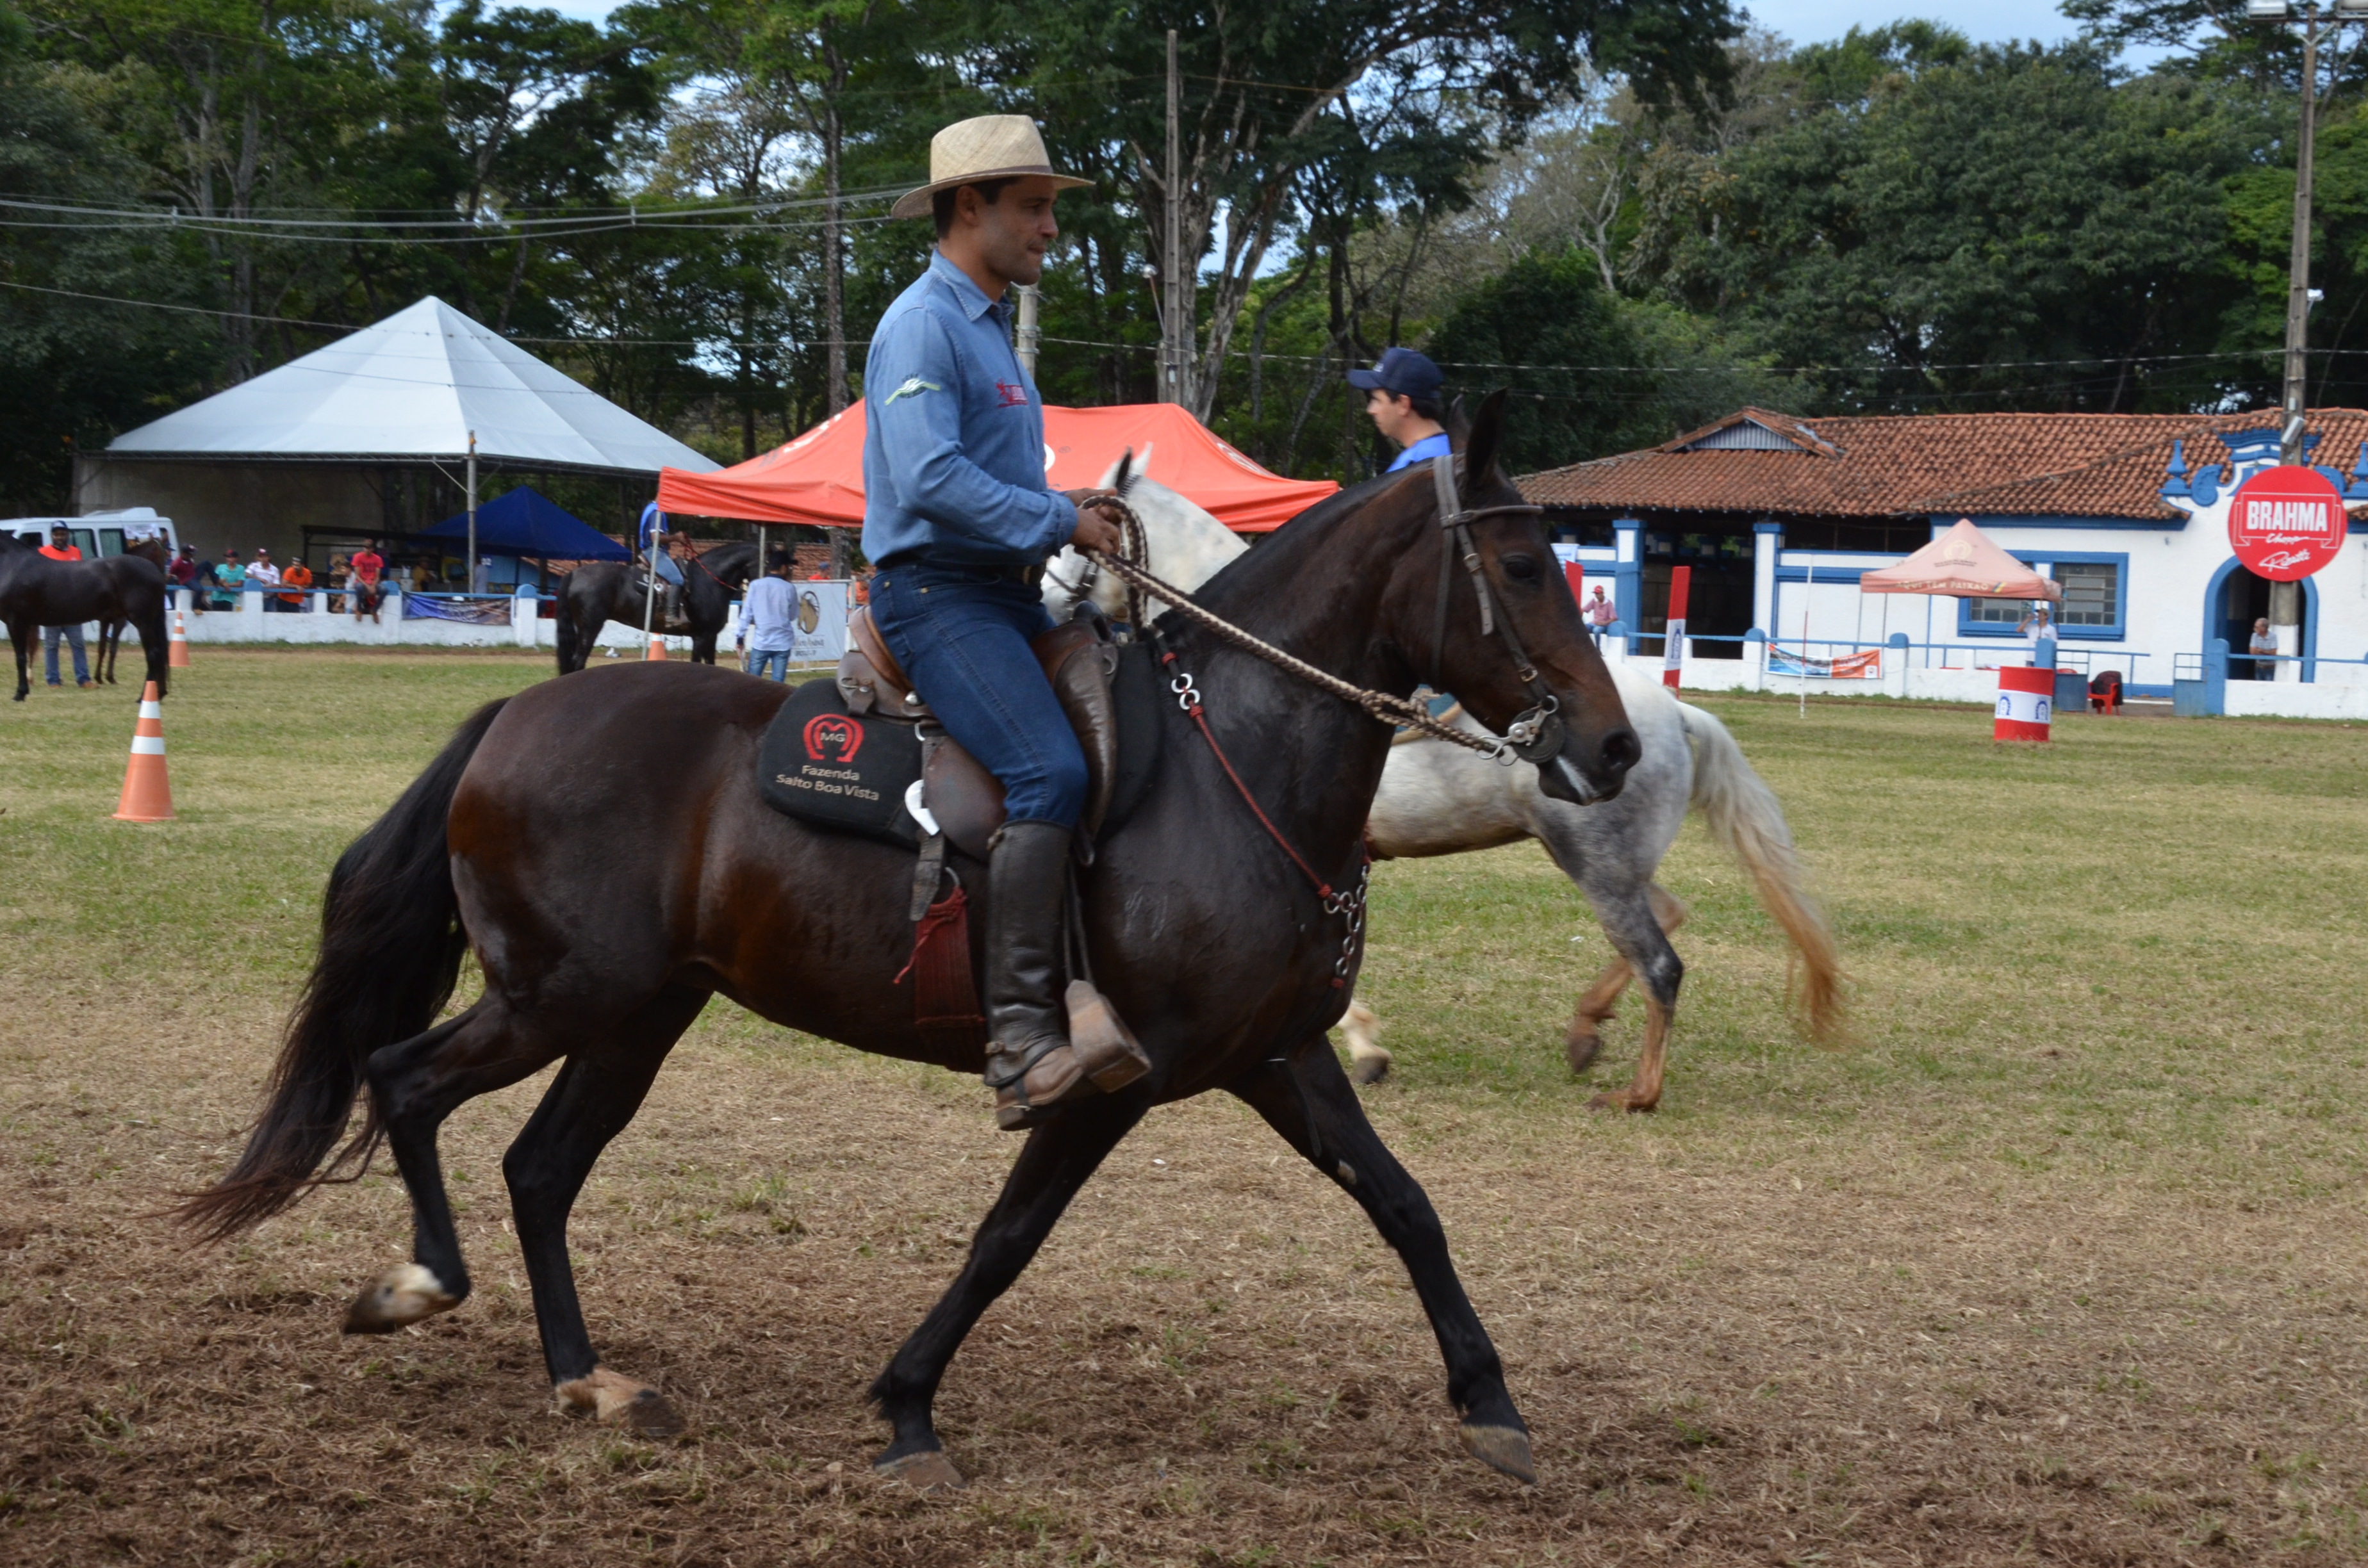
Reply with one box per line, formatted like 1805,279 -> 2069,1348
181,396 -> 1638,1487
0,534 -> 170,700
552,541 -> 756,673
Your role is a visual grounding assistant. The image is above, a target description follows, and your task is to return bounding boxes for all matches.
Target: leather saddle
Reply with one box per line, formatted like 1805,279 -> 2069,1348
837,603 -> 1123,857
630,566 -> 693,632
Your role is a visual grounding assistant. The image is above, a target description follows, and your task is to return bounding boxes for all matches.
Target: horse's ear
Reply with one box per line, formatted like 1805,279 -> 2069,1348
1114,447 -> 1135,491
1463,389 -> 1510,491
1446,396 -> 1473,453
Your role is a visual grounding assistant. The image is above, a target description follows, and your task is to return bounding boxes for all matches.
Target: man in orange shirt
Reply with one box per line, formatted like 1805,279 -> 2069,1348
37,525 -> 92,687
279,557 -> 314,610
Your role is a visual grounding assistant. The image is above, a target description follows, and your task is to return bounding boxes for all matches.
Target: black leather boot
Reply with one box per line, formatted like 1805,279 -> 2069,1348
662,580 -> 684,630
982,821 -> 1153,1130
983,821 -> 1074,1118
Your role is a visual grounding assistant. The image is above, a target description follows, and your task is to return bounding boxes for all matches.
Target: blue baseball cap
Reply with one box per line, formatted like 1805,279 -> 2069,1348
1347,346 -> 1443,401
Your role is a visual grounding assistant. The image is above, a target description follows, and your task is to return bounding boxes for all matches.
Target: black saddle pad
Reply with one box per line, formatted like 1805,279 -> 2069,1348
758,677 -> 925,845
755,641 -> 1165,849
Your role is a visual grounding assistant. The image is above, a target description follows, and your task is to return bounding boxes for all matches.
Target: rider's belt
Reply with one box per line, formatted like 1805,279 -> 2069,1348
880,553 -> 1043,587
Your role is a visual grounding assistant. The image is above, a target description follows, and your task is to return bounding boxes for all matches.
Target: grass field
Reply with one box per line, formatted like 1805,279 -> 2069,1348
4,649 -> 2367,1565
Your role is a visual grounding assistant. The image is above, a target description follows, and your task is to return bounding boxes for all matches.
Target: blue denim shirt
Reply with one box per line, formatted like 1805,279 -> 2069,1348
860,252 -> 1072,567
1385,430 -> 1454,473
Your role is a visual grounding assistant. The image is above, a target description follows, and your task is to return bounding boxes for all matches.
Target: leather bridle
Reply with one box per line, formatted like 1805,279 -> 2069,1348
1426,453 -> 1566,765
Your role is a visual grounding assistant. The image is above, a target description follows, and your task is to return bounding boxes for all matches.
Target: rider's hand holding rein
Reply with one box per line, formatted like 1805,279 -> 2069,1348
1067,490 -> 1123,556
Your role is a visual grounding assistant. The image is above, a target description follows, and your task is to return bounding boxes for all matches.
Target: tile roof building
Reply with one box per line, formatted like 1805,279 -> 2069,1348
1518,408 -> 2368,699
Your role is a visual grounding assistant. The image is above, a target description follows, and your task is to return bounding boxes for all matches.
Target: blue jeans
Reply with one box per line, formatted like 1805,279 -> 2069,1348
647,545 -> 683,585
746,647 -> 791,682
44,624 -> 88,684
869,559 -> 1085,828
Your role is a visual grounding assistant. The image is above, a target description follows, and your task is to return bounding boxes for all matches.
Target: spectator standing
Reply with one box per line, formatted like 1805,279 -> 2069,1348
248,548 -> 283,611
1584,583 -> 1615,645
741,550 -> 797,681
348,539 -> 386,622
325,553 -> 350,613
2248,616 -> 2278,681
215,550 -> 245,612
2016,603 -> 2056,670
37,525 -> 91,687
279,556 -> 313,610
167,545 -> 197,608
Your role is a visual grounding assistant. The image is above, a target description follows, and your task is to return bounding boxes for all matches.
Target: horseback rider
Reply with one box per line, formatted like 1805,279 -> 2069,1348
639,500 -> 686,629
863,115 -> 1124,1124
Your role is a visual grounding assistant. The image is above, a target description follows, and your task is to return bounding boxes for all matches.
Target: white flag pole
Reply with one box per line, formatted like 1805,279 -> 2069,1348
1799,557 -> 1813,717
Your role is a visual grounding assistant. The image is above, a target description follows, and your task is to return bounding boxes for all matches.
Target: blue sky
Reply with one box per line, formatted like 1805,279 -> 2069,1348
1743,0 -> 2084,48
539,2 -> 2093,51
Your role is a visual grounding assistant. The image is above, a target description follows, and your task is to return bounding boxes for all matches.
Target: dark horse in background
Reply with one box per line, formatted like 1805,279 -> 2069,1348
552,541 -> 757,673
0,533 -> 170,701
181,395 -> 1640,1488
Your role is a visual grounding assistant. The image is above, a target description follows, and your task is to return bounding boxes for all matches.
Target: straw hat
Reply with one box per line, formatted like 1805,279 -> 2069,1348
890,115 -> 1090,220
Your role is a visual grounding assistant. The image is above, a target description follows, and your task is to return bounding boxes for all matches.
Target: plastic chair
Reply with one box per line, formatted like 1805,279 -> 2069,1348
2087,670 -> 2123,715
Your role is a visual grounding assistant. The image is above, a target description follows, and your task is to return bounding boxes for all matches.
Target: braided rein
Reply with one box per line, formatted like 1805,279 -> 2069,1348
1082,532 -> 1520,760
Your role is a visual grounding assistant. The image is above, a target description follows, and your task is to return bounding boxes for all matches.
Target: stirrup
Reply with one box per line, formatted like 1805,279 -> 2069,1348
991,981 -> 1150,1131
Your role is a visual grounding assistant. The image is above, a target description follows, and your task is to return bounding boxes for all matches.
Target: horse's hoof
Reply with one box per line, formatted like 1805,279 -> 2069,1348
1349,1052 -> 1391,1087
618,1389 -> 684,1439
556,1368 -> 684,1437
875,1448 -> 966,1492
1460,1423 -> 1537,1484
340,1263 -> 458,1334
1565,1031 -> 1602,1074
1588,1091 -> 1656,1115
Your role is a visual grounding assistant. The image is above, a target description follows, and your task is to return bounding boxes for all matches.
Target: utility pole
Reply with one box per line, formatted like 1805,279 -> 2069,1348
2282,3 -> 2320,470
2247,0 -> 2368,674
465,430 -> 479,594
1015,284 -> 1041,379
1163,28 -> 1185,407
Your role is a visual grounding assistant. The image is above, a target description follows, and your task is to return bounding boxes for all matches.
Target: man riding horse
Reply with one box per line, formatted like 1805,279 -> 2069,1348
862,115 -> 1125,1125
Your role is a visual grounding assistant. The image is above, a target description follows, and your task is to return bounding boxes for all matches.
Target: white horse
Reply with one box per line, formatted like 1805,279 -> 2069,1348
1049,461 -> 1845,1111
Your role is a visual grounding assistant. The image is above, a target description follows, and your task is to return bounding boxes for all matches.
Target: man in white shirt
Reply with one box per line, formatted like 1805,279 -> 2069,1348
248,548 -> 283,612
741,551 -> 798,680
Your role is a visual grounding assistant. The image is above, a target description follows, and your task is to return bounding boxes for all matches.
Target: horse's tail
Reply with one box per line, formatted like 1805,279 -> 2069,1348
554,575 -> 580,674
1678,701 -> 1848,1045
176,698 -> 509,1241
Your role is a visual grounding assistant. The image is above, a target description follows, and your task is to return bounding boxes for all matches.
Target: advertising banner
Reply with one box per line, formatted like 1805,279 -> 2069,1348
788,580 -> 850,663
402,594 -> 512,625
2228,465 -> 2346,581
1769,647 -> 1882,680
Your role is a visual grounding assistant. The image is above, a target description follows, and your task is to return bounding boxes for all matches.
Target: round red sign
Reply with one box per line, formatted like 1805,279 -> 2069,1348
2227,464 -> 2349,581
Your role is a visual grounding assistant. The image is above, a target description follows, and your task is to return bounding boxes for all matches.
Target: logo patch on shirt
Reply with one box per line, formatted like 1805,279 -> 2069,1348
884,377 -> 941,404
994,380 -> 1028,408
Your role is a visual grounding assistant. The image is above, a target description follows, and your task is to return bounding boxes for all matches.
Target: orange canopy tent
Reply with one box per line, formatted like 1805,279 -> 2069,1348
655,402 -> 1337,534
1858,517 -> 2062,601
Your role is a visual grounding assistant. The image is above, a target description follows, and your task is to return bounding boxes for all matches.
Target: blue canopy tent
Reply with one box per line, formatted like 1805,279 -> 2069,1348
424,486 -> 630,564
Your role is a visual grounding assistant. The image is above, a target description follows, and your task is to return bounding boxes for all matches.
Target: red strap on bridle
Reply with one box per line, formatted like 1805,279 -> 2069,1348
1160,649 -> 1339,902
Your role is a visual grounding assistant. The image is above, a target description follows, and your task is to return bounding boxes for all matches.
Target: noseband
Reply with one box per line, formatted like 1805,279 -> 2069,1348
1427,454 -> 1566,765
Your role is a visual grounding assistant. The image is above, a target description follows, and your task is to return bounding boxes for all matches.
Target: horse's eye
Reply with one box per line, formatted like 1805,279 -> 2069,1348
1501,554 -> 1542,583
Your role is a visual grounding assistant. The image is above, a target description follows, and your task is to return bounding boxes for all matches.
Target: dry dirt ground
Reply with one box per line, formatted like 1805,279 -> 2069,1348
4,650 -> 2367,1565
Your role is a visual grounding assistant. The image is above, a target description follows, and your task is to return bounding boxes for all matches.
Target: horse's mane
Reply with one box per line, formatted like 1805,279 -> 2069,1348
1181,466 -> 1424,619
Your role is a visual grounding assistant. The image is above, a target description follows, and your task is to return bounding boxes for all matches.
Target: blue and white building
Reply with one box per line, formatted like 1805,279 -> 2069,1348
1521,407 -> 2368,715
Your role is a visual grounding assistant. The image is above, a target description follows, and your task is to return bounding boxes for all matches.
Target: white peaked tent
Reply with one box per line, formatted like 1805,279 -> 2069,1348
108,296 -> 719,477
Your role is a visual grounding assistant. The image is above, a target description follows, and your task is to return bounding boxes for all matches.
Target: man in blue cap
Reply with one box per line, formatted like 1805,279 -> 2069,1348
1348,347 -> 1452,473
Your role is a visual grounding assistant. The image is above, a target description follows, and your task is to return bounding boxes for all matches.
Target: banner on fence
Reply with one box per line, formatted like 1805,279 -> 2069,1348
403,594 -> 513,625
1769,646 -> 1882,680
787,580 -> 850,662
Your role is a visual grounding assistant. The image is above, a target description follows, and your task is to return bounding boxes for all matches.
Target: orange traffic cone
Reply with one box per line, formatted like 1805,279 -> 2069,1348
168,610 -> 192,668
112,681 -> 174,822
646,637 -> 669,660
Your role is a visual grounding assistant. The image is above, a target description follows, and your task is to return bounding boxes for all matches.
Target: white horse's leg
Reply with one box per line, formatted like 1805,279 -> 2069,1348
1341,995 -> 1390,1085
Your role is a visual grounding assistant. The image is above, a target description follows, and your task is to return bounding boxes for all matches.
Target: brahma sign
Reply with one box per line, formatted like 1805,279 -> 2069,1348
2227,464 -> 2348,581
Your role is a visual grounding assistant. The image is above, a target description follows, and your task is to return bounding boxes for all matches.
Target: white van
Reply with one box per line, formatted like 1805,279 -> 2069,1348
3,506 -> 179,560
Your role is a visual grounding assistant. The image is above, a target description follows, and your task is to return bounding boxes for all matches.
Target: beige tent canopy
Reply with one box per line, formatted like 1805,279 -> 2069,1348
1859,517 -> 2062,600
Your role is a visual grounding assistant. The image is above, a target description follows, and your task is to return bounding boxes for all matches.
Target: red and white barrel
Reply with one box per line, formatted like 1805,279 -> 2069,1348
1994,666 -> 2053,742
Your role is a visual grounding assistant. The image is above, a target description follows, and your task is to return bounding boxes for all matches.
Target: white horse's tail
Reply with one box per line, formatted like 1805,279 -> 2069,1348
1678,702 -> 1848,1045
